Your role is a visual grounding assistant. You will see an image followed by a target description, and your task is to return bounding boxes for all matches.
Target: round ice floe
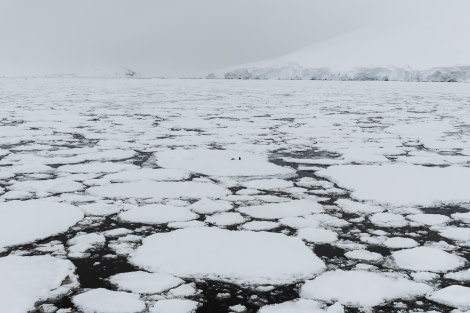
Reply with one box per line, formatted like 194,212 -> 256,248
110,271 -> 183,294
383,237 -> 418,249
238,200 -> 323,220
452,212 -> 470,224
131,227 -> 325,285
68,233 -> 106,258
428,285 -> 470,310
369,213 -> 407,228
438,227 -> 470,242
88,181 -> 230,199
318,164 -> 470,206
406,214 -> 450,226
157,149 -> 295,177
444,269 -> 470,281
258,299 -> 325,313
392,246 -> 465,272
189,198 -> 232,214
298,228 -> 338,244
150,299 -> 199,313
335,199 -> 384,214
345,250 -> 383,262
300,270 -> 432,307
205,212 -> 246,226
73,288 -> 145,313
242,221 -> 279,231
119,204 -> 198,224
0,200 -> 84,249
0,255 -> 78,313
8,178 -> 84,197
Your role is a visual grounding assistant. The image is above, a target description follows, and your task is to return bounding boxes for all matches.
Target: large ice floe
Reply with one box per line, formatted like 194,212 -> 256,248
157,149 -> 295,177
0,200 -> 84,250
131,227 -> 325,285
0,255 -> 78,313
318,165 -> 470,206
300,270 -> 433,307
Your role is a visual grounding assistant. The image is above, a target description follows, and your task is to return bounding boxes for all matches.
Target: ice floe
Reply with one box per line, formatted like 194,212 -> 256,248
428,286 -> 470,310
157,149 -> 294,177
392,246 -> 465,272
150,299 -> 199,313
238,200 -> 323,220
0,255 -> 78,313
301,270 -> 432,307
318,165 -> 470,206
131,227 -> 325,285
73,288 -> 145,313
110,271 -> 183,294
0,200 -> 83,249
119,204 -> 198,224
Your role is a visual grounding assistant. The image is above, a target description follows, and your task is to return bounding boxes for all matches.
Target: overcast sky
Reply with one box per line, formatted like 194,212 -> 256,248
0,0 -> 449,77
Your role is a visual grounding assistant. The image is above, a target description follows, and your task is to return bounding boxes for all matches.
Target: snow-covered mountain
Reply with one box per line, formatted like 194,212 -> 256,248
217,3 -> 470,82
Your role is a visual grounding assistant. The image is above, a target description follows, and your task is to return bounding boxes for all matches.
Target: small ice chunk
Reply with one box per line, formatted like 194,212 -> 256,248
383,237 -> 418,249
189,198 -> 232,214
242,221 -> 279,231
119,204 -> 198,224
58,162 -> 138,174
73,288 -> 145,313
110,271 -> 183,294
301,270 -> 432,307
68,233 -> 106,258
103,168 -> 190,183
205,212 -> 246,226
406,214 -> 450,226
452,212 -> 470,224
298,228 -> 338,244
238,200 -> 323,220
229,304 -> 247,312
335,199 -> 383,214
345,250 -> 383,262
445,269 -> 470,281
168,221 -> 206,229
258,299 -> 325,313
79,202 -> 121,216
150,299 -> 198,313
370,213 -> 407,228
241,179 -> 294,190
411,272 -> 439,282
428,286 -> 470,310
438,227 -> 470,242
167,283 -> 197,298
392,246 -> 465,272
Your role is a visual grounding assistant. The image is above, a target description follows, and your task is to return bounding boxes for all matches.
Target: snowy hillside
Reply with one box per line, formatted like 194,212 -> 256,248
218,3 -> 470,82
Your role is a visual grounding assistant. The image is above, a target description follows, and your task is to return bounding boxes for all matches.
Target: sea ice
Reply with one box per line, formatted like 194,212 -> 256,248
189,198 -> 233,214
383,237 -> 418,249
428,286 -> 470,310
406,214 -> 450,226
258,299 -> 325,313
131,227 -> 325,285
298,228 -> 338,244
238,200 -> 323,220
110,271 -> 183,294
157,149 -> 294,177
0,255 -> 78,313
392,246 -> 465,272
370,213 -> 407,227
345,250 -> 383,262
119,204 -> 198,224
88,181 -> 230,199
318,165 -> 470,206
0,200 -> 84,249
73,288 -> 145,313
150,299 -> 198,313
241,221 -> 279,231
241,179 -> 294,190
301,270 -> 432,307
205,212 -> 246,226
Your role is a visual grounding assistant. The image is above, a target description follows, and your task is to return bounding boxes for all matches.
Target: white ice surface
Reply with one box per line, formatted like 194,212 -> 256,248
318,165 -> 470,206
119,204 -> 198,224
205,212 -> 246,226
0,200 -> 84,249
298,228 -> 338,244
88,181 -> 230,199
150,299 -> 198,313
392,246 -> 465,272
238,200 -> 323,220
131,227 -> 325,285
258,299 -> 325,313
73,288 -> 145,313
0,255 -> 78,313
428,286 -> 470,310
157,149 -> 294,177
110,271 -> 183,294
301,270 -> 432,307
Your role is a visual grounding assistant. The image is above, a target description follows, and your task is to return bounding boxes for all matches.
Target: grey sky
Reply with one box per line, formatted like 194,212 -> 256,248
0,0 -> 422,77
